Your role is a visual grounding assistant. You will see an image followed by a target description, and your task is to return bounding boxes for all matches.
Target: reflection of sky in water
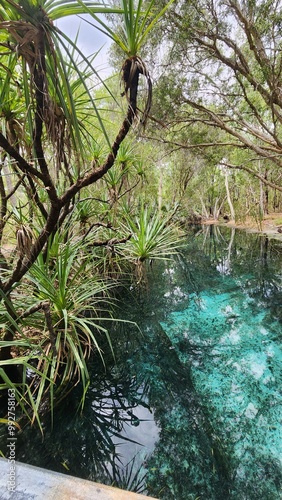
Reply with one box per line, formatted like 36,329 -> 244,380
89,387 -> 159,466
112,405 -> 159,466
216,258 -> 231,274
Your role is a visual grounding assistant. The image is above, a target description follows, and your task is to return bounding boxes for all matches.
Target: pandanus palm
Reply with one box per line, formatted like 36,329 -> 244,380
0,0 -> 175,299
79,0 -> 175,126
0,0 -> 174,421
0,0 -> 174,290
0,0 -> 123,165
104,142 -> 140,208
0,0 -> 123,368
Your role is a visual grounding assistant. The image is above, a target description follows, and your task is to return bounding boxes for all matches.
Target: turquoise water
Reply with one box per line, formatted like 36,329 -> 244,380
1,226 -> 282,499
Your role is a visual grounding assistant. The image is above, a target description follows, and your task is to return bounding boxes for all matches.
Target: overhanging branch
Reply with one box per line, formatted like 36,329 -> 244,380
222,161 -> 282,192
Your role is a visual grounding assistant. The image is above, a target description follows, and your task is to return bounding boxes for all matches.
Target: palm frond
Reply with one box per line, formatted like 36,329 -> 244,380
121,205 -> 184,262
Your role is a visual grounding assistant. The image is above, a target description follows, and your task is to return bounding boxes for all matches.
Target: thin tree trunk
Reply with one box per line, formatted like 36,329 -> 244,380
225,169 -> 235,221
158,169 -> 163,211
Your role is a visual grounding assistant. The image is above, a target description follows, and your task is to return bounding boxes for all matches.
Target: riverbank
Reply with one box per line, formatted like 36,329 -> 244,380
202,212 -> 282,241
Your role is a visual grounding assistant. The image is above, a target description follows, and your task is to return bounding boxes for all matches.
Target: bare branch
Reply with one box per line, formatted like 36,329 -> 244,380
222,160 -> 282,192
92,234 -> 132,247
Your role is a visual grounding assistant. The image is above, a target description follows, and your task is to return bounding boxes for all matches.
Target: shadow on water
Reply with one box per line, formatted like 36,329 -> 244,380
1,225 -> 282,499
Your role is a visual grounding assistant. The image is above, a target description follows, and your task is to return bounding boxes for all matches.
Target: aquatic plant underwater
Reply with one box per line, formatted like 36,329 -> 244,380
1,226 -> 282,499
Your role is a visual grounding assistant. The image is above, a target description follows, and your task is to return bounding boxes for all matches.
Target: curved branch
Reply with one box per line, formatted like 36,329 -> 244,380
183,98 -> 282,168
0,132 -> 45,180
222,161 -> 282,192
61,103 -> 138,206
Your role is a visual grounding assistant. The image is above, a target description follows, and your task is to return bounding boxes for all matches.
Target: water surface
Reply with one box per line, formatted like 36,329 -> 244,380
1,225 -> 282,499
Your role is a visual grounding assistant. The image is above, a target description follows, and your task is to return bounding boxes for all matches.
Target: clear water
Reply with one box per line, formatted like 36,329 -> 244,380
1,225 -> 282,499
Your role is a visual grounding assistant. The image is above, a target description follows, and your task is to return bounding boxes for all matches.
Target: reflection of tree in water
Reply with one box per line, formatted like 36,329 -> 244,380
6,359 -> 150,493
187,226 -> 282,324
113,310 -> 233,499
138,227 -> 282,499
2,227 -> 282,498
144,357 -> 231,500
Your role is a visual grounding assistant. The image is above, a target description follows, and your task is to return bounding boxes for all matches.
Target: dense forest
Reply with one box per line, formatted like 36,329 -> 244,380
0,0 -> 282,426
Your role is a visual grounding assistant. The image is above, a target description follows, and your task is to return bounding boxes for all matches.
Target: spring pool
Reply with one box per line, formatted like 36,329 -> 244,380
1,225 -> 282,499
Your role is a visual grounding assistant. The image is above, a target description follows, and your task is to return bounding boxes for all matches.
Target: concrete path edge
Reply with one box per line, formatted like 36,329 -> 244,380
0,457 -> 158,500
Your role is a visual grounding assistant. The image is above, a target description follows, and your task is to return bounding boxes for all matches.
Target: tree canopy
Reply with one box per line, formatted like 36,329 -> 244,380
141,0 -> 282,216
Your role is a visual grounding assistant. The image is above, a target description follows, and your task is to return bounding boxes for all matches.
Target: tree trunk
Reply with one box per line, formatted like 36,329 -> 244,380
158,170 -> 163,211
224,169 -> 235,221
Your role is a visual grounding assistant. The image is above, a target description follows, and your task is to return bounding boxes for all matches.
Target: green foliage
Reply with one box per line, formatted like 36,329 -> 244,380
141,0 -> 282,221
0,0 -> 123,165
0,0 -> 176,429
30,238 -> 114,353
0,233 -> 117,427
120,205 -> 183,268
80,0 -> 175,57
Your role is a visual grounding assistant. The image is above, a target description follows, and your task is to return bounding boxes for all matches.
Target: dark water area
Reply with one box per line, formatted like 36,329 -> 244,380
1,225 -> 282,499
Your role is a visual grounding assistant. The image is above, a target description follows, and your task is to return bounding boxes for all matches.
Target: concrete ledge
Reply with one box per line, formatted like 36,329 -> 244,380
0,458 -> 157,500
